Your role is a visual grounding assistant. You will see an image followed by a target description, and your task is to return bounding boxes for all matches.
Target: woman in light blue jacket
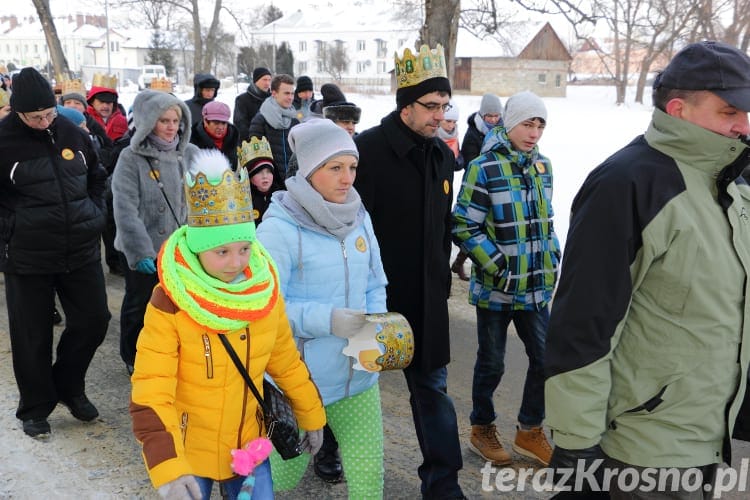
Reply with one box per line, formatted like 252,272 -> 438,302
256,118 -> 388,499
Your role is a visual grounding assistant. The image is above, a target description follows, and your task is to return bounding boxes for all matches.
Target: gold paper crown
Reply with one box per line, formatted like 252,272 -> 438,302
238,136 -> 274,168
186,168 -> 254,227
61,78 -> 86,95
394,44 -> 447,89
369,312 -> 414,370
0,88 -> 9,108
91,73 -> 118,90
0,64 -> 7,75
150,77 -> 173,92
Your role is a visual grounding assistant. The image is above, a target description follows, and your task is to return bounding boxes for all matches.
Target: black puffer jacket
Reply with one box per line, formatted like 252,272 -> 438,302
234,84 -> 271,139
190,120 -> 240,169
247,113 -> 298,178
184,73 -> 220,126
0,112 -> 107,274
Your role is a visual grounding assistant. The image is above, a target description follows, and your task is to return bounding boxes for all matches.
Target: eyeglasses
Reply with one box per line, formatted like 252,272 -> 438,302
413,100 -> 453,113
22,109 -> 57,124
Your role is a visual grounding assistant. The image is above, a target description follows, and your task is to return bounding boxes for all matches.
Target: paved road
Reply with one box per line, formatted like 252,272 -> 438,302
1,266 -> 749,498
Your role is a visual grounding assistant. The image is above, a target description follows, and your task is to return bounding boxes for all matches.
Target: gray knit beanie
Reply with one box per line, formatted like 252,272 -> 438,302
479,93 -> 502,116
503,91 -> 547,132
288,118 -> 358,179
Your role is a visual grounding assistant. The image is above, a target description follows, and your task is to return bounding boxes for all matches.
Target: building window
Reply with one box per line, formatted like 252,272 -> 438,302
34,44 -> 38,53
298,61 -> 307,73
357,40 -> 366,51
317,60 -> 324,72
316,40 -> 325,58
376,39 -> 387,58
555,74 -> 562,87
299,41 -> 307,52
357,61 -> 367,73
377,61 -> 386,73
398,39 -> 406,48
538,73 -> 547,84
110,41 -> 119,52
24,44 -> 28,54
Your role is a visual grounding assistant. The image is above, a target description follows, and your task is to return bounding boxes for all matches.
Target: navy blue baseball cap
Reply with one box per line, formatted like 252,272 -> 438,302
654,41 -> 750,111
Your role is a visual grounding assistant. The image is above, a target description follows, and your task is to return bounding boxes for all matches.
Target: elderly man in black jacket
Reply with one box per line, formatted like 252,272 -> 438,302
354,45 -> 465,499
0,68 -> 111,439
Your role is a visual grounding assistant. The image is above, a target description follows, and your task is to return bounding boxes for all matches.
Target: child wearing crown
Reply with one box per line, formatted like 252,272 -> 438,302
130,149 -> 326,499
238,137 -> 284,223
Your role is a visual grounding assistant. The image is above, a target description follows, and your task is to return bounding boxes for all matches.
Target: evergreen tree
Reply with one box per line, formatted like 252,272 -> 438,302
276,42 -> 294,75
147,31 -> 176,75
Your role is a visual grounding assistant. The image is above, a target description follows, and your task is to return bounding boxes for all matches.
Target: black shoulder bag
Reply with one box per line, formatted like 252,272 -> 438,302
217,334 -> 303,460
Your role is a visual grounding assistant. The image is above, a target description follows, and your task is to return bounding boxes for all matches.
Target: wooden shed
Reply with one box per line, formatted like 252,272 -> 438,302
454,22 -> 571,97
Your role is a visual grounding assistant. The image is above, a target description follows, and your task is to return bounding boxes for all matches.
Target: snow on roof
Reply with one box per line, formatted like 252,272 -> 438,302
456,21 -> 545,58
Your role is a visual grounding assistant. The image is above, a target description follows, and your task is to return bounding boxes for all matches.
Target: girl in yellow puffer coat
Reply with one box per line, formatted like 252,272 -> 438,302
130,150 -> 326,499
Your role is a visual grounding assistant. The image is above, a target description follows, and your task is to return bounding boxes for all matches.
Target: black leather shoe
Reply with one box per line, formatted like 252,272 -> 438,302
23,418 -> 51,439
60,394 -> 99,421
313,447 -> 344,483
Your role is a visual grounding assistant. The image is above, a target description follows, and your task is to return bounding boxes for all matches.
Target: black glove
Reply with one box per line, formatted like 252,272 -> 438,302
548,445 -> 610,498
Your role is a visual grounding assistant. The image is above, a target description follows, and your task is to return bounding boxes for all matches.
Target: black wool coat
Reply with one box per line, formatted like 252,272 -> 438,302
234,85 -> 271,140
354,111 -> 455,372
460,111 -> 486,166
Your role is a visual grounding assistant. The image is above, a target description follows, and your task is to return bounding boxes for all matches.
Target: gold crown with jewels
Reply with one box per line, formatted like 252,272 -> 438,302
186,168 -> 254,227
61,78 -> 86,95
394,43 -> 447,89
237,136 -> 274,168
91,73 -> 118,90
149,77 -> 173,92
370,312 -> 415,371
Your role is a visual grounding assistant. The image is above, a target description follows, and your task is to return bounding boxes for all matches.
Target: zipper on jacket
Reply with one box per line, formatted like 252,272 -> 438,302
202,334 -> 214,379
180,412 -> 188,445
625,386 -> 667,413
341,240 -> 350,307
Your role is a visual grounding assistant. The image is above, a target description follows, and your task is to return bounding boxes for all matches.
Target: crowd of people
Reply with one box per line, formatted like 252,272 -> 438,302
2,38 -> 750,500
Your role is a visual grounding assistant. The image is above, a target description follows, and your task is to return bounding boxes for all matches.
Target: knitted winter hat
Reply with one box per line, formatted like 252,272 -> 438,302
296,75 -> 313,92
443,100 -> 459,121
479,93 -> 502,116
61,92 -> 87,108
185,149 -> 256,253
56,105 -> 85,127
320,83 -> 346,105
253,67 -> 272,83
503,91 -> 547,132
396,77 -> 452,111
10,67 -> 56,112
288,118 -> 358,179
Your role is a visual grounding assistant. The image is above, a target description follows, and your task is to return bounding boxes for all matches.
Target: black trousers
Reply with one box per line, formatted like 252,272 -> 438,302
118,253 -> 158,367
4,261 -> 111,421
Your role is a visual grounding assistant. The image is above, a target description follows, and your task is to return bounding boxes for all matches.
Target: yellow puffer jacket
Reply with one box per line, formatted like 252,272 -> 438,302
130,285 -> 326,489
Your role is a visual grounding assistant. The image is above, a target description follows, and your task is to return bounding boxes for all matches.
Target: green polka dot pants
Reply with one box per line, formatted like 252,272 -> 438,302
270,383 -> 384,498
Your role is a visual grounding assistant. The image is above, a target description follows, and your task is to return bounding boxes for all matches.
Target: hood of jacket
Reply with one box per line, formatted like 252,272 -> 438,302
130,91 -> 193,156
192,73 -> 220,97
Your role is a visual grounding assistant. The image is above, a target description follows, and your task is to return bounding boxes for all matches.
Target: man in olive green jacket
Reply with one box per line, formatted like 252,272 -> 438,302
545,41 -> 750,498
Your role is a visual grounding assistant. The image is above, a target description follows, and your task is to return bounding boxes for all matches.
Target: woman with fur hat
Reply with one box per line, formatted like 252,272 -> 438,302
256,119 -> 389,497
112,90 -> 200,374
130,149 -> 326,499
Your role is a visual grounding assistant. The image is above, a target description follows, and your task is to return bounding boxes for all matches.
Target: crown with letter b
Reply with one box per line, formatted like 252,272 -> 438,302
238,137 -> 274,168
394,44 -> 447,89
186,168 -> 254,227
91,73 -> 118,90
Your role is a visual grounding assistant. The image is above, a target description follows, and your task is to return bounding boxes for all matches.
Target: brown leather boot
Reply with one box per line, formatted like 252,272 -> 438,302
451,251 -> 470,281
469,424 -> 512,465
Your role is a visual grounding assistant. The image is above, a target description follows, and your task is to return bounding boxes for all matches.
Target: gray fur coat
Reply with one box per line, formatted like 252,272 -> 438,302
112,90 -> 199,268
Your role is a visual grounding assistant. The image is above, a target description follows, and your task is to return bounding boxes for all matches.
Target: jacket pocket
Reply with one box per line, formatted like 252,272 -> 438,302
654,231 -> 699,314
610,385 -> 668,430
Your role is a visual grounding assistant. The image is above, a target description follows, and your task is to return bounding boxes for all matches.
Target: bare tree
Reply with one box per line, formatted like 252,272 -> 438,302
419,0 -> 461,81
320,41 -> 350,81
31,0 -> 70,80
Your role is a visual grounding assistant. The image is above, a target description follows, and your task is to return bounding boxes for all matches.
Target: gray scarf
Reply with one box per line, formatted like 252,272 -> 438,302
260,97 -> 298,130
437,125 -> 458,142
280,175 -> 363,240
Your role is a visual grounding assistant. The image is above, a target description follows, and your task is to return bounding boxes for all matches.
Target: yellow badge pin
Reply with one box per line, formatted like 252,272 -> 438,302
61,149 -> 75,160
443,179 -> 450,195
535,161 -> 546,174
355,236 -> 367,252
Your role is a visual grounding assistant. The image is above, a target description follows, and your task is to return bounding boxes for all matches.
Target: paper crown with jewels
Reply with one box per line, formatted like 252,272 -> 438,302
238,137 -> 274,168
0,88 -> 9,108
149,77 -> 173,92
394,43 -> 447,89
61,78 -> 86,95
91,73 -> 118,90
184,150 -> 256,252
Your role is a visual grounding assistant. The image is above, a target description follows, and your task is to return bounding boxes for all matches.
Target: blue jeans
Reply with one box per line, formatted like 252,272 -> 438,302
195,459 -> 273,500
404,364 -> 464,499
470,307 -> 548,427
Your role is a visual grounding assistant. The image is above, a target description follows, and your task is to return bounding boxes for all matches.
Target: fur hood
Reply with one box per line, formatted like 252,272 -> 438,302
130,90 -> 193,155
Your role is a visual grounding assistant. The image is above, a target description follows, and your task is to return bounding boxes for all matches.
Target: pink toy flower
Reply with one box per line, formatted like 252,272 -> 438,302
231,437 -> 273,476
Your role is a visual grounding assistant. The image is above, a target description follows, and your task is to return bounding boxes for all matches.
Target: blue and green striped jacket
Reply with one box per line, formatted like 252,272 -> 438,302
451,126 -> 560,311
